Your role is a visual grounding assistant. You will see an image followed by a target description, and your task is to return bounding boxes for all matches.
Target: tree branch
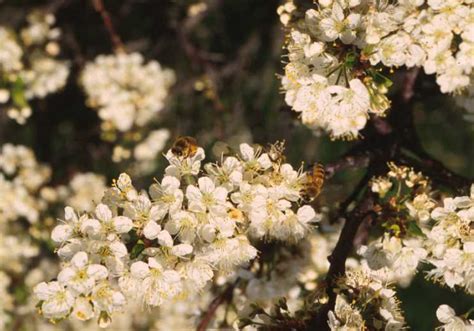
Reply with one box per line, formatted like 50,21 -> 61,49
307,192 -> 375,330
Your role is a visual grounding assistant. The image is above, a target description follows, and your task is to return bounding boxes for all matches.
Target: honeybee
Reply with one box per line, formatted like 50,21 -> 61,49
301,163 -> 325,202
171,136 -> 198,158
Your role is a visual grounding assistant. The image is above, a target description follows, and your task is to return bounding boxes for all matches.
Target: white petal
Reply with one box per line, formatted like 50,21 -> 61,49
297,205 -> 317,224
109,241 -> 128,258
112,291 -> 126,307
113,216 -> 133,233
71,251 -> 88,268
186,185 -> 202,201
157,230 -> 173,247
437,304 -> 456,323
162,176 -> 180,190
171,244 -> 193,257
130,261 -> 150,279
164,218 -> 180,235
332,2 -> 344,21
143,221 -> 161,240
239,143 -> 254,161
95,203 -> 112,221
51,224 -> 73,243
80,218 -> 101,237
64,206 -> 77,222
214,187 -> 228,201
201,224 -> 216,242
148,257 -> 162,270
58,240 -> 82,259
229,171 -> 243,184
198,177 -> 215,193
464,242 -> 474,253
33,282 -> 50,300
58,267 -> 75,285
87,264 -> 108,280
257,154 -> 272,170
117,173 -> 132,190
72,297 -> 94,321
149,205 -> 166,221
163,270 -> 181,283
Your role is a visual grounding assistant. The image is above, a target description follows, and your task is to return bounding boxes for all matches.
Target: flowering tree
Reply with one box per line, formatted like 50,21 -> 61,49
0,0 -> 473,330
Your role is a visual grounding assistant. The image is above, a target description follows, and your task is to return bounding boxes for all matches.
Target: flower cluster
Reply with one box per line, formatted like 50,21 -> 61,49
360,163 -> 433,285
425,185 -> 474,294
133,129 -> 170,162
0,272 -> 13,330
34,141 -> 320,325
363,163 -> 474,295
436,304 -> 474,330
328,270 -> 405,330
116,128 -> 170,176
0,12 -> 69,124
63,172 -> 107,213
359,234 -> 428,287
278,0 -> 474,138
0,144 -> 60,331
366,0 -> 474,94
80,53 -> 175,134
0,144 -> 48,270
236,229 -> 340,330
0,143 -> 52,225
245,247 -> 309,303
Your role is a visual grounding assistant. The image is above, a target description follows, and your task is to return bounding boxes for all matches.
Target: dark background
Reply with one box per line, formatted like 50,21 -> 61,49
1,1 -> 473,329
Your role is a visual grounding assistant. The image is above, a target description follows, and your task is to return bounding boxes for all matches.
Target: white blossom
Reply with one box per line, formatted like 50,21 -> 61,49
35,141 -> 322,326
279,0 -> 474,138
80,53 -> 175,132
34,281 -> 75,319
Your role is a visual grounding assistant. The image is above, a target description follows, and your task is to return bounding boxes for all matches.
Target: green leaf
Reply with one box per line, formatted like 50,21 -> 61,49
371,71 -> 393,88
130,240 -> 145,259
345,52 -> 357,67
14,285 -> 29,304
407,221 -> 425,237
11,77 -> 28,108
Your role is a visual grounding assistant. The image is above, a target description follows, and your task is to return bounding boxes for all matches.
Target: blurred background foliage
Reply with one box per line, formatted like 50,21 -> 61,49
0,0 -> 473,329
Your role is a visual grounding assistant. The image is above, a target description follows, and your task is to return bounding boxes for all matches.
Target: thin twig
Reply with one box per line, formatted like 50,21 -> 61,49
401,67 -> 420,103
196,281 -> 236,331
44,0 -> 75,13
91,0 -> 125,53
324,153 -> 370,179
